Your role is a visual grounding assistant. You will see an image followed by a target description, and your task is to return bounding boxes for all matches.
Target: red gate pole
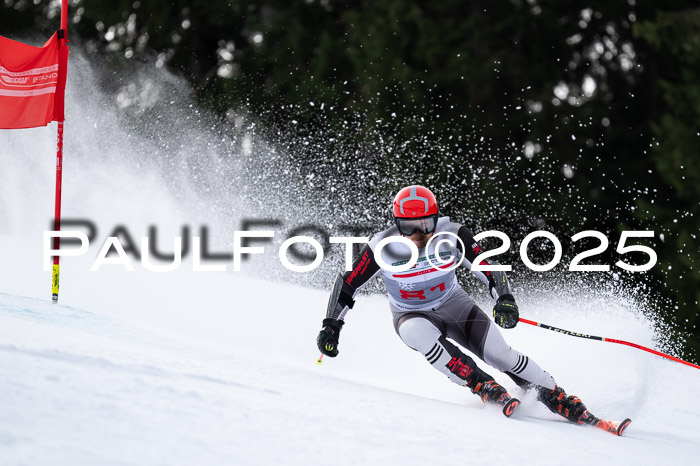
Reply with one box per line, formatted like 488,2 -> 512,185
52,0 -> 69,303
52,121 -> 64,303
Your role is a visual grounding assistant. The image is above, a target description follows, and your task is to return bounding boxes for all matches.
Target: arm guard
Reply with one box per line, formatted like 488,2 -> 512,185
325,243 -> 381,321
488,270 -> 513,300
325,273 -> 355,321
456,225 -> 513,300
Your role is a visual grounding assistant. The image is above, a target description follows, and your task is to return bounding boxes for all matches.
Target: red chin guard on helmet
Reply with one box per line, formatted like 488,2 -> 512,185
392,185 -> 439,236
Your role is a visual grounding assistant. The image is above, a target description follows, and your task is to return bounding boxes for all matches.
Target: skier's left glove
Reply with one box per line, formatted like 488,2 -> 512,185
317,318 -> 344,357
493,294 -> 519,329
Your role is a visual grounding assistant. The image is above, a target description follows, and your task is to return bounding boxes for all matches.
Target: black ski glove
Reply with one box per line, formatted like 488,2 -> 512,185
317,318 -> 344,357
493,294 -> 519,329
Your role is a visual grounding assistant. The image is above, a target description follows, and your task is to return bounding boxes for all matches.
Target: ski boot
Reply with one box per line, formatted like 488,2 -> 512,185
471,379 -> 520,417
538,385 -> 632,435
537,385 -> 588,423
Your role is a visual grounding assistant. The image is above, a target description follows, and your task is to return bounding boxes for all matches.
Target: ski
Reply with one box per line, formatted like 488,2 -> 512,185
476,390 -> 521,417
500,396 -> 520,417
579,410 -> 632,436
513,406 -> 631,436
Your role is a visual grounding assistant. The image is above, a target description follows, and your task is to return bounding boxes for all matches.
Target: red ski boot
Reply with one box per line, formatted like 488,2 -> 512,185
537,385 -> 587,422
472,380 -> 520,417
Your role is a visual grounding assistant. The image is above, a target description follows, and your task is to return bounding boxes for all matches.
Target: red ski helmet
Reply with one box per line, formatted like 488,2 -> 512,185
392,185 -> 439,235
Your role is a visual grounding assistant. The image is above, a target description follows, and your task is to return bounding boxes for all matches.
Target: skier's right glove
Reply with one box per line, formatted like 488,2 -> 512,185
493,294 -> 519,329
317,318 -> 344,357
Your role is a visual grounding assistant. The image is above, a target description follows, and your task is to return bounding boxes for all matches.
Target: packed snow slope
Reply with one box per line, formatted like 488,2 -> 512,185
1,50 -> 699,466
1,243 -> 699,465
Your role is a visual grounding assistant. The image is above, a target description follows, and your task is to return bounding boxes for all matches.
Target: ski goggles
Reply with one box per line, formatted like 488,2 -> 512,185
395,214 -> 438,236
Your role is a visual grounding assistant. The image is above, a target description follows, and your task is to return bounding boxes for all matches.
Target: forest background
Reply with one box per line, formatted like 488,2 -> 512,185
2,0 -> 698,361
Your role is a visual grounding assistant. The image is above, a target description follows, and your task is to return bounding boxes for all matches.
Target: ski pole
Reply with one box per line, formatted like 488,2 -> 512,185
519,317 -> 700,370
316,354 -> 324,365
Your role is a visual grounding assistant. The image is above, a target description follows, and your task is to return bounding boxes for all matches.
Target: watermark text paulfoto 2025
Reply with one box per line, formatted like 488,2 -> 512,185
42,218 -> 657,273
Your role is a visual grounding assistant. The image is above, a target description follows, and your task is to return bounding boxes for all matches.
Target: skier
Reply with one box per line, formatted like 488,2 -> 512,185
317,185 -> 623,429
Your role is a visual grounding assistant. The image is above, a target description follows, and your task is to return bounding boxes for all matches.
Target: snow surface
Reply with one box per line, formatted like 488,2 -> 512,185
1,50 -> 699,466
1,251 -> 699,466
